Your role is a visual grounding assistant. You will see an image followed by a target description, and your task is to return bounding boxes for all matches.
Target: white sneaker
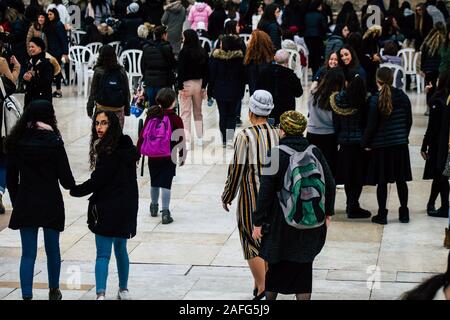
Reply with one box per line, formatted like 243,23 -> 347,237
117,289 -> 130,300
96,294 -> 105,300
336,184 -> 345,189
226,141 -> 234,149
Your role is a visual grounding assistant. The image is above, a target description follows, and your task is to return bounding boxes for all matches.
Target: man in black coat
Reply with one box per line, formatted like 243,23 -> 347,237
118,2 -> 144,49
256,49 -> 303,125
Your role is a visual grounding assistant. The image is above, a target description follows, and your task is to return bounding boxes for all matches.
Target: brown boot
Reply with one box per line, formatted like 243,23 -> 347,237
445,228 -> 450,249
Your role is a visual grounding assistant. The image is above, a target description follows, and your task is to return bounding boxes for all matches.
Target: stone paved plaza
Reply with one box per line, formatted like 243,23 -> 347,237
0,84 -> 449,300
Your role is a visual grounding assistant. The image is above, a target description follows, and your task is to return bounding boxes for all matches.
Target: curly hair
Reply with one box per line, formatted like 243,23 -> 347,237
89,111 -> 123,170
244,29 -> 275,65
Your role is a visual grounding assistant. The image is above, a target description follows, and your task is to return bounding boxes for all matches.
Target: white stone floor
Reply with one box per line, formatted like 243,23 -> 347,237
0,84 -> 449,300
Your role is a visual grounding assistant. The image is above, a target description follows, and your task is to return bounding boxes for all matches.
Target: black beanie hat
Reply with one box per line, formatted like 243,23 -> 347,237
29,36 -> 46,51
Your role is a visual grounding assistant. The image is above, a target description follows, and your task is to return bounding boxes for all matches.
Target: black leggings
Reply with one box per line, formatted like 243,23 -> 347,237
428,175 -> 449,209
345,184 -> 363,210
377,182 -> 408,210
54,56 -> 62,90
217,100 -> 238,143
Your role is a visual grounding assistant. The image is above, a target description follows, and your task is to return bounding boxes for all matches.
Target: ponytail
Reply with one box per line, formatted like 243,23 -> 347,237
376,67 -> 394,116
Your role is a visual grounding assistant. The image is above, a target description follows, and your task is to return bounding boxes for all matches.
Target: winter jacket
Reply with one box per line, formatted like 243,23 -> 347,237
118,13 -> 144,45
439,46 -> 450,74
177,46 -> 209,89
140,0 -> 164,25
46,20 -> 69,58
304,11 -> 328,38
136,108 -> 186,162
24,52 -> 54,107
188,2 -> 212,30
246,62 -> 272,95
258,21 -> 282,49
257,64 -> 303,124
70,134 -> 140,239
362,87 -> 413,148
86,65 -> 131,117
5,17 -> 29,65
208,48 -> 246,102
7,127 -> 75,232
253,135 -> 335,264
26,24 -> 47,56
324,35 -> 344,61
421,43 -> 442,73
330,91 -> 365,145
141,39 -> 176,87
207,8 -> 227,41
161,1 -> 186,54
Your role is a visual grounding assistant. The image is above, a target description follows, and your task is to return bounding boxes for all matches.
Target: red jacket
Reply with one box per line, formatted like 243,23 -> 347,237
137,108 -> 186,162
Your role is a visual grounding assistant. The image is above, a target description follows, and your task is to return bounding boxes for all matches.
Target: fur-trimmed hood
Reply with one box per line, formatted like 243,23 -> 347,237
164,0 -> 184,12
330,91 -> 358,116
363,25 -> 382,40
212,49 -> 244,60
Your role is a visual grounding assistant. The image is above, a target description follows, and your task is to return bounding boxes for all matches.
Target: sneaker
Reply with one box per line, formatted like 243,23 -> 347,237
161,209 -> 174,224
226,141 -> 234,149
117,289 -> 130,300
150,203 -> 158,217
207,98 -> 214,107
428,207 -> 449,218
52,91 -> 62,98
336,184 -> 345,189
23,296 -> 33,300
49,288 -> 62,300
96,293 -> 105,300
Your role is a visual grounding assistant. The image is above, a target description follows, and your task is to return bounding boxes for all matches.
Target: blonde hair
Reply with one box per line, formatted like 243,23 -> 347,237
137,24 -> 149,39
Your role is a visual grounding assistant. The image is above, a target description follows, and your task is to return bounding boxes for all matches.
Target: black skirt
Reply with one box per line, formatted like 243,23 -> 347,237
265,261 -> 313,294
366,144 -> 412,185
148,159 -> 176,189
306,132 -> 337,177
335,145 -> 367,185
423,142 -> 444,179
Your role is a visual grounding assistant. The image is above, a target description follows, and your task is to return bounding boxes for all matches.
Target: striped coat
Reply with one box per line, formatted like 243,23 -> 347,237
222,123 -> 279,260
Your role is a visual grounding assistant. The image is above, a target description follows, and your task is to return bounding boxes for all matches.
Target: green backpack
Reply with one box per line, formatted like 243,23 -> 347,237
276,145 -> 326,229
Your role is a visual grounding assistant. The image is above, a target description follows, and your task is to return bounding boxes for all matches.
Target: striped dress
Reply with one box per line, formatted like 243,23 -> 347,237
222,124 -> 279,260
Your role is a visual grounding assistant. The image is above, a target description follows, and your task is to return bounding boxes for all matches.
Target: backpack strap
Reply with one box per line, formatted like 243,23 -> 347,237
276,144 -> 296,156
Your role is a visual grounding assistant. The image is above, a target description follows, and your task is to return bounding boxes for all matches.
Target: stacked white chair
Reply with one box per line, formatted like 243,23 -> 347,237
69,46 -> 94,96
119,49 -> 143,89
285,49 -> 302,79
70,30 -> 86,45
239,33 -> 251,46
380,62 -> 406,91
412,51 -> 425,94
108,41 -> 122,57
296,44 -> 309,87
86,42 -> 103,56
199,37 -> 212,54
397,48 -> 417,92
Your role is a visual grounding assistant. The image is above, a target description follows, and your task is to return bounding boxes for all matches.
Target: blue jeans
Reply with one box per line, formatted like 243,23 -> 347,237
95,234 -> 129,294
146,86 -> 162,107
0,157 -> 6,193
19,227 -> 61,298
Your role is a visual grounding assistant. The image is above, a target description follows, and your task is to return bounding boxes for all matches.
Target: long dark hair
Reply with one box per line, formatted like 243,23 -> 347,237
6,100 -> 60,154
402,251 -> 450,300
258,3 -> 278,28
46,8 -> 61,33
346,70 -> 367,110
33,11 -> 48,30
95,44 -> 120,69
89,111 -> 122,169
181,29 -> 207,62
338,45 -> 360,70
376,67 -> 394,116
313,67 -> 345,110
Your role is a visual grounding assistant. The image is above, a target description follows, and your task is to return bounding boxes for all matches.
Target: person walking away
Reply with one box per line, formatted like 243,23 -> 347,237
252,110 -> 335,300
6,100 -> 75,300
70,111 -> 139,300
161,0 -> 187,56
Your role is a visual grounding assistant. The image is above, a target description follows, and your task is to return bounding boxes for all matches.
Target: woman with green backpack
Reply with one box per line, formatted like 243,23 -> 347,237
252,110 -> 336,300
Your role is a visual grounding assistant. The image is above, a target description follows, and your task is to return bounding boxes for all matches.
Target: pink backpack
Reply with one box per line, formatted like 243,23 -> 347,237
140,115 -> 172,157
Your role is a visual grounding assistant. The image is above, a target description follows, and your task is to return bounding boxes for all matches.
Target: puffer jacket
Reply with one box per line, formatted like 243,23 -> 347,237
362,87 -> 412,148
330,91 -> 365,145
141,39 -> 176,87
188,2 -> 212,30
324,35 -> 344,60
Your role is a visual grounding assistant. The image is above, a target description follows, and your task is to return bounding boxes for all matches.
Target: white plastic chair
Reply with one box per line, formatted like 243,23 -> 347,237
380,63 -> 406,91
239,33 -> 251,45
69,46 -> 94,95
86,42 -> 103,56
397,48 -> 417,91
296,44 -> 309,87
119,49 -> 143,89
71,30 -> 86,45
108,41 -> 122,57
413,51 -> 425,94
199,37 -> 212,53
285,49 -> 301,77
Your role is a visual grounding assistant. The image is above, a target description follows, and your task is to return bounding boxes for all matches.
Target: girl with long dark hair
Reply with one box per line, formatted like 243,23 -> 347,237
257,3 -> 282,49
6,100 -> 75,300
70,111 -> 139,300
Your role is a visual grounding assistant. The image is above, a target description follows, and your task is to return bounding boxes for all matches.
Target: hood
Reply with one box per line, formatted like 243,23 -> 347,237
330,91 -> 358,116
17,129 -> 63,163
115,134 -> 140,164
194,2 -> 208,11
403,8 -> 414,17
279,135 -> 309,151
164,0 -> 184,12
212,49 -> 243,60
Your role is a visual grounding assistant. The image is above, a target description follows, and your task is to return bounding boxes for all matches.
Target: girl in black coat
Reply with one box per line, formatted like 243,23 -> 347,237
421,71 -> 450,218
257,3 -> 282,50
70,111 -> 140,300
330,71 -> 371,219
6,100 -> 75,300
362,67 -> 413,225
209,35 -> 246,146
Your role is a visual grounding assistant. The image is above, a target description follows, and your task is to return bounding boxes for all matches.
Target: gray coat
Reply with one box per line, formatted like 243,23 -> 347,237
162,1 -> 186,55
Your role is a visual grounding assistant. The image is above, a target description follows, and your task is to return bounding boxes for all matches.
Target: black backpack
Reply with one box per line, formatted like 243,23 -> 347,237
96,70 -> 126,108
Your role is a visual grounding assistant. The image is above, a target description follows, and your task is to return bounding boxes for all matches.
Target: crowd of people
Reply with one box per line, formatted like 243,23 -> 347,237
0,0 -> 449,301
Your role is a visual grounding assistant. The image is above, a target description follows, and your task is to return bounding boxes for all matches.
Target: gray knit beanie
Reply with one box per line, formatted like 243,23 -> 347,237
249,90 -> 274,117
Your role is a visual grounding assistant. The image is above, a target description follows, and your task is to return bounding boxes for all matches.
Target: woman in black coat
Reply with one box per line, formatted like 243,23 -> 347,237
23,37 -> 54,107
209,35 -> 246,146
257,3 -> 282,50
362,67 -> 413,225
252,110 -> 335,300
6,100 -> 75,300
70,110 -> 140,300
421,71 -> 450,218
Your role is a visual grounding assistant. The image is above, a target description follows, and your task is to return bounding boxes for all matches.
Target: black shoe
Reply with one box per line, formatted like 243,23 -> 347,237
428,207 -> 449,218
371,209 -> 388,225
399,207 -> 410,223
49,288 -> 62,300
161,209 -> 173,224
23,296 -> 33,300
253,291 -> 266,300
0,194 -> 5,214
52,91 -> 62,98
253,288 -> 258,297
427,204 -> 438,215
150,203 -> 158,217
347,207 -> 371,219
